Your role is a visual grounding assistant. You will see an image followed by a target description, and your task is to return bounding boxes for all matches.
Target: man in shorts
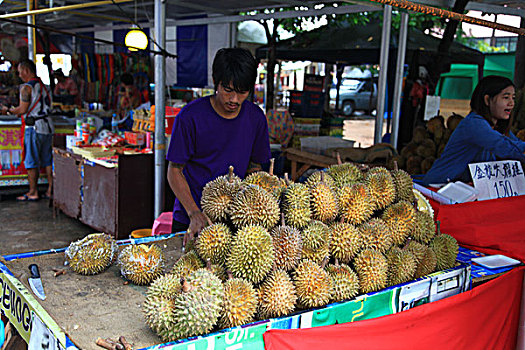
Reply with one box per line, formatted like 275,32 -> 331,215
1,59 -> 53,201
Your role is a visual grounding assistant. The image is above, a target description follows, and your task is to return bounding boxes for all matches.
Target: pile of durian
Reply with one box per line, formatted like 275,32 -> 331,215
391,113 -> 464,174
142,162 -> 459,343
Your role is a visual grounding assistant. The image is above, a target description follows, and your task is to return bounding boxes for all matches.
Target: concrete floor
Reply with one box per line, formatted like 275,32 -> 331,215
0,194 -> 94,256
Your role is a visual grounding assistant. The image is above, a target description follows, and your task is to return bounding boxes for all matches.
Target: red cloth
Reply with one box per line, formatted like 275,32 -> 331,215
430,195 -> 525,262
264,267 -> 524,350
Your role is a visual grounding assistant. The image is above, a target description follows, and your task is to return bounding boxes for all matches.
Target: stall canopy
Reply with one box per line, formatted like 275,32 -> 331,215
255,20 -> 484,68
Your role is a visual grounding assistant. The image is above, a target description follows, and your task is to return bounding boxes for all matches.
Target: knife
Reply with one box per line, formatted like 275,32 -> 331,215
28,264 -> 46,300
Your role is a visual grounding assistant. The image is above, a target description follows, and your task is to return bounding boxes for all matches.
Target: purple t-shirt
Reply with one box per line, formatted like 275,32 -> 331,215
166,96 -> 271,224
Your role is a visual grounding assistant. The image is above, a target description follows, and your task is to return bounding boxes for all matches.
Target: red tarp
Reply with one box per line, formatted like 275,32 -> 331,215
430,195 -> 525,262
264,266 -> 524,350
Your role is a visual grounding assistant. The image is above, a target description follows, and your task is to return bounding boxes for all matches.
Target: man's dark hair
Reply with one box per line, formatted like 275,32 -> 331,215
18,59 -> 37,75
212,48 -> 257,93
121,73 -> 134,86
470,75 -> 514,135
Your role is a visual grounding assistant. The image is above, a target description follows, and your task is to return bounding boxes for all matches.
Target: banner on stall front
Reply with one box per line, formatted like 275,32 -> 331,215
0,268 -> 68,348
0,126 -> 24,177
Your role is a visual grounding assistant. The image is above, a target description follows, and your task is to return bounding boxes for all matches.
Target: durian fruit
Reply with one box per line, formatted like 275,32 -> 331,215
416,139 -> 436,158
201,166 -> 242,222
227,225 -> 274,284
309,171 -> 338,223
330,221 -> 362,263
390,163 -> 415,203
386,247 -> 417,286
365,167 -> 396,210
406,155 -> 423,175
143,295 -> 176,341
412,125 -> 428,143
185,268 -> 225,301
282,182 -> 311,229
410,211 -> 436,245
305,170 -> 336,191
327,159 -> 364,188
382,201 -> 416,246
118,244 -> 164,285
146,273 -> 182,299
244,159 -> 286,199
326,262 -> 359,302
271,216 -> 302,271
168,280 -> 222,341
301,220 -> 330,264
195,223 -> 232,265
359,218 -> 393,253
403,240 -> 428,264
258,269 -> 297,319
421,156 -> 436,174
220,277 -> 258,329
430,222 -> 459,271
354,249 -> 388,294
229,184 -> 280,230
171,250 -> 204,279
338,182 -> 374,225
209,263 -> 227,282
294,259 -> 333,308
446,113 -> 463,131
65,233 -> 118,275
414,246 -> 438,278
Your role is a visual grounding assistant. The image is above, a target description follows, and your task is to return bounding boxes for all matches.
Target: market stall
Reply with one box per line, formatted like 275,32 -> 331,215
1,235 -> 522,350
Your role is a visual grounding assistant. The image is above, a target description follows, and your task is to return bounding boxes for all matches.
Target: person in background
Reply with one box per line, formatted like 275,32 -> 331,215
53,68 -> 79,105
423,75 -> 525,185
117,73 -> 141,113
166,48 -> 271,246
0,59 -> 53,201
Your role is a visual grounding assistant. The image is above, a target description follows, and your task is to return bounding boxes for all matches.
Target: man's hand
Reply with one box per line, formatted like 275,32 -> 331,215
184,210 -> 212,248
0,105 -> 8,114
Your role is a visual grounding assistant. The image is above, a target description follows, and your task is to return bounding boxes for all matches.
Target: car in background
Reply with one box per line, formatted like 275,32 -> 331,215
330,78 -> 377,116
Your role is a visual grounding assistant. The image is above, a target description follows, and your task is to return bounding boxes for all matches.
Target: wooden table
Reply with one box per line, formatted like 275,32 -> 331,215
283,148 -> 338,181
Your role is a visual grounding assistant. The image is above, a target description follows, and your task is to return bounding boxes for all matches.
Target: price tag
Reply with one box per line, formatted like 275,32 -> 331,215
28,314 -> 58,350
468,160 -> 525,201
424,95 -> 440,121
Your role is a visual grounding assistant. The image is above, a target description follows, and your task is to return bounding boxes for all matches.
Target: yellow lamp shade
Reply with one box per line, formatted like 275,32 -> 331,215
125,29 -> 148,51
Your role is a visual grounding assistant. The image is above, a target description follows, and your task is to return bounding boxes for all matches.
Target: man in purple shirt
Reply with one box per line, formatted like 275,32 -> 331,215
166,48 -> 271,246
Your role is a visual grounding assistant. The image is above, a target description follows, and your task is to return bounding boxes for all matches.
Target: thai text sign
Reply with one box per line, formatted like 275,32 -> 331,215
468,160 -> 525,201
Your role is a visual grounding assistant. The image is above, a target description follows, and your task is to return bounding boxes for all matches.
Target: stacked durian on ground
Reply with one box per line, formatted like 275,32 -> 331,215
391,113 -> 464,174
65,162 -> 459,343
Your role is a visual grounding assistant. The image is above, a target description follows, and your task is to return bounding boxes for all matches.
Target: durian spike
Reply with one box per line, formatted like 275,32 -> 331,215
228,165 -> 235,182
269,158 -> 275,176
334,258 -> 340,267
336,152 -> 343,165
321,256 -> 329,269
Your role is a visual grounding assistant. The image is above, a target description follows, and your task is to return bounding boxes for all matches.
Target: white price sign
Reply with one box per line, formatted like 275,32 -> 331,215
468,160 -> 525,201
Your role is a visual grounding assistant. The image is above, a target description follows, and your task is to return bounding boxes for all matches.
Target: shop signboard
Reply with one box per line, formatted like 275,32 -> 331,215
468,160 -> 525,200
0,263 -> 69,349
0,125 -> 24,177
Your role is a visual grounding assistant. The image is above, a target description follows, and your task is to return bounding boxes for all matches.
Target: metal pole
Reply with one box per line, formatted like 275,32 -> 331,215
154,0 -> 166,218
391,12 -> 408,149
26,0 -> 35,61
374,4 -> 392,144
2,0 -> 132,19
